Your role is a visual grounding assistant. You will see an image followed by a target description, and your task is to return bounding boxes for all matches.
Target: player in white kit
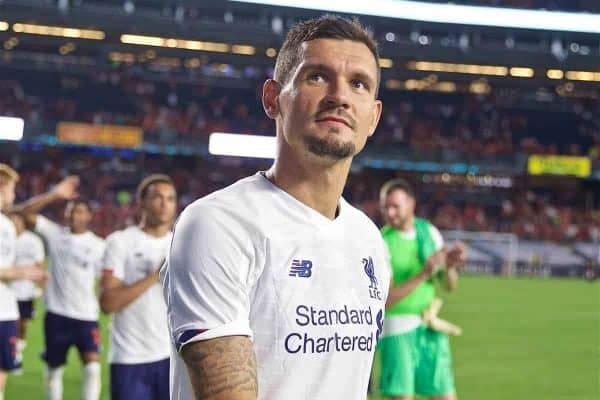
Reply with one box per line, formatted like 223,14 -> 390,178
18,176 -> 105,400
100,174 -> 176,400
163,16 -> 389,400
0,164 -> 46,400
7,212 -> 45,364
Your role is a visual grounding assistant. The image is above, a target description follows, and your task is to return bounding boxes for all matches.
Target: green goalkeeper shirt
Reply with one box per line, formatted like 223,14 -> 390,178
381,218 -> 444,317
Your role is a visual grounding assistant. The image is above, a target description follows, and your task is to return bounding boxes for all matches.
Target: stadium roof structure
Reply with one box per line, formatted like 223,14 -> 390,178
0,0 -> 598,91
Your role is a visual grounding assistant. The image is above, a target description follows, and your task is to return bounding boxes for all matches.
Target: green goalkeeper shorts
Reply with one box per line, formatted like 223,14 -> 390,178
378,324 -> 456,397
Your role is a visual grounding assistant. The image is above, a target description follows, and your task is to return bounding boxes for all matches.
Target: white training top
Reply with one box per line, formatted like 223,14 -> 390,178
10,231 -> 46,301
163,173 -> 390,400
102,226 -> 172,364
36,215 -> 105,321
0,212 -> 18,321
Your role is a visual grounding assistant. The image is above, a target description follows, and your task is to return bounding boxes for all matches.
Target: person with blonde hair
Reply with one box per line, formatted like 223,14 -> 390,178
0,164 -> 45,400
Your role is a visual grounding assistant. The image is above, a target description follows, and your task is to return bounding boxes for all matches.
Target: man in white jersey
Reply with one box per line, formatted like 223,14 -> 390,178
100,174 -> 176,400
17,176 -> 105,400
0,164 -> 46,400
163,15 -> 389,400
7,212 -> 45,364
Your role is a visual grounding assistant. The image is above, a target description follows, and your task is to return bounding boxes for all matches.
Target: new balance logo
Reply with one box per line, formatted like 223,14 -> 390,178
289,259 -> 313,278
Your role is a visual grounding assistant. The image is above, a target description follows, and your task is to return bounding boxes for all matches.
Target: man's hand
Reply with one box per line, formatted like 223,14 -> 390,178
52,175 -> 80,200
446,241 -> 466,269
422,248 -> 448,279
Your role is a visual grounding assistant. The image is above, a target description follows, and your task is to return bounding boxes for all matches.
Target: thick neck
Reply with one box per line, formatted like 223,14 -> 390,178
267,139 -> 352,220
139,215 -> 171,237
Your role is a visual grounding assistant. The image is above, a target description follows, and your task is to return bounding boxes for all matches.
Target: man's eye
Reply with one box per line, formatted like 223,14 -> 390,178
308,73 -> 325,82
352,80 -> 368,90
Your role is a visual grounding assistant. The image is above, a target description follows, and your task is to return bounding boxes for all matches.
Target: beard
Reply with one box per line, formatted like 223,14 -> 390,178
303,130 -> 356,159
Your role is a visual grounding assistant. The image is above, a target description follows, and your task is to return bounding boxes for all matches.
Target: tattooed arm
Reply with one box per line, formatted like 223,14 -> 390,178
181,336 -> 258,400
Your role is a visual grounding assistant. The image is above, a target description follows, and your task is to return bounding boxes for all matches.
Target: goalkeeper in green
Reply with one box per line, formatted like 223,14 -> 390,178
378,179 -> 465,400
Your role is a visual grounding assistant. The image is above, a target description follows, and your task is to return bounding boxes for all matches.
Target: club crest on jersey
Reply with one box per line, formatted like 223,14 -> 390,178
289,259 -> 312,278
363,257 -> 381,300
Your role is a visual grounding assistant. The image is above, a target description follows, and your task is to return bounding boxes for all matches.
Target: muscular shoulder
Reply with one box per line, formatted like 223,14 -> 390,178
179,174 -> 271,238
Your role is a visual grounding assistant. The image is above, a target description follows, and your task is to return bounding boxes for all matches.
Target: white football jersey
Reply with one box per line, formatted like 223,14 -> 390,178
163,173 -> 390,400
9,231 -> 46,301
0,212 -> 18,321
102,226 -> 172,364
36,216 -> 105,321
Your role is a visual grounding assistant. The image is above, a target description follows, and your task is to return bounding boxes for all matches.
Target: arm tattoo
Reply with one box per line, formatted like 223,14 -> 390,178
182,335 -> 258,400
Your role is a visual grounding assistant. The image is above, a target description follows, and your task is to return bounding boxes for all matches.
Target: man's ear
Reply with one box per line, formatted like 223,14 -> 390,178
367,99 -> 383,138
262,79 -> 282,120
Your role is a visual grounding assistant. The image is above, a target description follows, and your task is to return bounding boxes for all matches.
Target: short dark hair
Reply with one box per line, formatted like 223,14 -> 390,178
274,15 -> 381,96
136,174 -> 174,201
380,178 -> 415,201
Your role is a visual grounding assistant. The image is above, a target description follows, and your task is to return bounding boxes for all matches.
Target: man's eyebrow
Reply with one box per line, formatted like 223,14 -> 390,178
297,62 -> 377,85
352,70 -> 376,86
296,62 -> 336,76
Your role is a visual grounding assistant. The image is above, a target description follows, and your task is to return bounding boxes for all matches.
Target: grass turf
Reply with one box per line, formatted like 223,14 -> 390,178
5,276 -> 599,399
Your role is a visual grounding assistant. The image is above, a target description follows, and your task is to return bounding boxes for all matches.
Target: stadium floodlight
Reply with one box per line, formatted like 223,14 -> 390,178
12,23 -> 105,40
0,116 -> 24,141
209,132 -> 276,159
230,0 -> 600,34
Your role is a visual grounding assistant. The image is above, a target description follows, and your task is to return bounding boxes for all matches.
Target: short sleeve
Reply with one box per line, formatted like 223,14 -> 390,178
429,224 -> 445,251
35,215 -> 61,240
101,233 -> 126,280
31,234 -> 45,264
163,204 -> 254,353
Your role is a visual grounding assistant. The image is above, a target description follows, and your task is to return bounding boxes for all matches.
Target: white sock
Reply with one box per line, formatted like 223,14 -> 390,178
45,366 -> 64,400
16,339 -> 26,364
81,362 -> 101,400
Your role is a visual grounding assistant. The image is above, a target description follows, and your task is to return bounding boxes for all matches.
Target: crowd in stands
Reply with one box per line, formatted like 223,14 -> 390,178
3,148 -> 598,243
1,69 -> 598,161
347,173 -> 600,243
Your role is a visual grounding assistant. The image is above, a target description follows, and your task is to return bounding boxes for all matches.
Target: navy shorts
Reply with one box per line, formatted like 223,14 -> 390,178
42,312 -> 101,368
0,320 -> 20,371
18,300 -> 35,320
110,358 -> 170,400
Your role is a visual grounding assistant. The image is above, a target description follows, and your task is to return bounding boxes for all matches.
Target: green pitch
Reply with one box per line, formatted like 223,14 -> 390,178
5,276 -> 599,399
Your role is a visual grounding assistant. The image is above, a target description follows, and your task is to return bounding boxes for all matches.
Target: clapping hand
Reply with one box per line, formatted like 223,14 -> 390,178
446,241 -> 466,270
